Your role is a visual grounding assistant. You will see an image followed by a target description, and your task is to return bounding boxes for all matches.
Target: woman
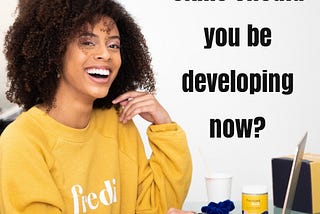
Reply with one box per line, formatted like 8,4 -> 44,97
0,0 -> 193,213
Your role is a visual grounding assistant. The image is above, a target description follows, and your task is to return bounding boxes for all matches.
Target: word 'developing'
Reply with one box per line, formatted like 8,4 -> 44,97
182,69 -> 293,95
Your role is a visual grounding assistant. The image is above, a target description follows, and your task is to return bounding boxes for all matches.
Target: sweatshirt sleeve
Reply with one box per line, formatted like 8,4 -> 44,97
0,134 -> 64,214
135,122 -> 192,214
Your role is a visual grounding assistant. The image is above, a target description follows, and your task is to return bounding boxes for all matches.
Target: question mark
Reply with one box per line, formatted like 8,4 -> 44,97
254,117 -> 266,138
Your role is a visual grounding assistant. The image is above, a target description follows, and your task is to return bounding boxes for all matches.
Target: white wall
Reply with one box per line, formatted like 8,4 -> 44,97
0,1 -> 18,111
117,0 -> 320,203
1,0 -> 320,204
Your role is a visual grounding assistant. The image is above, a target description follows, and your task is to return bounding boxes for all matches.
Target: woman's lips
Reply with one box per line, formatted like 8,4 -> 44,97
86,68 -> 111,84
86,68 -> 110,77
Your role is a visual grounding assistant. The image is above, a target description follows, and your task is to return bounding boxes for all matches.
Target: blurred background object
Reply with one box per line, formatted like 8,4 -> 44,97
0,1 -> 19,134
0,105 -> 21,134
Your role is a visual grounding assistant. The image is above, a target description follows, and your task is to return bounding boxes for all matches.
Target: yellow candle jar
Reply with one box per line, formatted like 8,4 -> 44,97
242,185 -> 268,214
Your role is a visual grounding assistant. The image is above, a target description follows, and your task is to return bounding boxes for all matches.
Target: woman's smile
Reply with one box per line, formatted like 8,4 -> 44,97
59,16 -> 121,102
86,67 -> 111,84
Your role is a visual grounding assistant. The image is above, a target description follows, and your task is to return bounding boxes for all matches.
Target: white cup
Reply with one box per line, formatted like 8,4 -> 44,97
205,173 -> 232,203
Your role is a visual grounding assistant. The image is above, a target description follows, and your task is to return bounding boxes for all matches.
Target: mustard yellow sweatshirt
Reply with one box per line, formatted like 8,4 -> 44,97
0,107 -> 192,214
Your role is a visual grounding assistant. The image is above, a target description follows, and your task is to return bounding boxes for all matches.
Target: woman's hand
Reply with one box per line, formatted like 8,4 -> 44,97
166,208 -> 197,214
112,91 -> 172,125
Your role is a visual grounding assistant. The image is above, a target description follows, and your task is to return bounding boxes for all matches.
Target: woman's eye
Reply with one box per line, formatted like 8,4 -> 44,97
82,41 -> 95,46
81,40 -> 95,46
108,44 -> 120,49
107,39 -> 121,50
78,37 -> 96,47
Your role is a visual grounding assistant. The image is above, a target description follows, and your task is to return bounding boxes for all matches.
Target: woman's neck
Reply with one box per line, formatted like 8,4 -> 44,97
39,98 -> 93,129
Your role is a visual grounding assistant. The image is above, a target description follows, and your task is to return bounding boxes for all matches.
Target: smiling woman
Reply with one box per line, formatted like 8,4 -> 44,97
0,0 -> 192,213
4,0 -> 155,111
58,16 -> 122,116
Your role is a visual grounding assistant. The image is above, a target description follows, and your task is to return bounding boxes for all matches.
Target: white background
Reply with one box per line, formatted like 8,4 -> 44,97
1,0 -> 320,205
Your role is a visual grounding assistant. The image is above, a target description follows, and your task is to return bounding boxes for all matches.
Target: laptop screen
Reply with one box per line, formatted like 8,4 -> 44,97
282,132 -> 308,214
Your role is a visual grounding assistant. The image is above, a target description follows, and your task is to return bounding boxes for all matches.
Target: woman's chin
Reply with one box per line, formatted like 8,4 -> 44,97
91,89 -> 110,100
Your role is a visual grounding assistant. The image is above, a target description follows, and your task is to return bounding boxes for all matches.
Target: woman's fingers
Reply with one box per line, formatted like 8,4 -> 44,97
112,91 -> 171,124
121,94 -> 153,121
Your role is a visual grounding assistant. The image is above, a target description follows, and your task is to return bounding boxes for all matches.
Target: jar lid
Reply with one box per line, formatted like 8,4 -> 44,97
242,185 -> 268,194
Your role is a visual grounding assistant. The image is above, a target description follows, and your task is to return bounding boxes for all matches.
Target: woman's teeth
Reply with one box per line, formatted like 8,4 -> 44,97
87,68 -> 110,78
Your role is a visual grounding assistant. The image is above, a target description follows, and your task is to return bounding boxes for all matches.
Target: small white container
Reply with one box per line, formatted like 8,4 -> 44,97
205,173 -> 232,203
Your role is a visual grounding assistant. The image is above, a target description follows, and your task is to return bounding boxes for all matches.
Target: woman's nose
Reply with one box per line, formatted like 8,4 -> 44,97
95,45 -> 111,61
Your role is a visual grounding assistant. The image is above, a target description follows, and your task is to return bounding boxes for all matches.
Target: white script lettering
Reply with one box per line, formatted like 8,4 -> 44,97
71,178 -> 117,214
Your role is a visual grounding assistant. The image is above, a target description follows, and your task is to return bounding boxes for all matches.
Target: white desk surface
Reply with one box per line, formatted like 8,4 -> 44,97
182,201 -> 306,214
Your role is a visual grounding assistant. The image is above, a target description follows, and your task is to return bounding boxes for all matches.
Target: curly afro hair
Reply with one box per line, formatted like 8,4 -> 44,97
4,0 -> 155,111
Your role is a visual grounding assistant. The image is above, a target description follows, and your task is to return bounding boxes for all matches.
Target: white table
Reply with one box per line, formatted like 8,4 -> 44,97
182,201 -> 306,213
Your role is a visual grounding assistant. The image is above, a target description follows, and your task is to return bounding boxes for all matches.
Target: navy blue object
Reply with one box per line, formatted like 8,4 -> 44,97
201,200 -> 235,214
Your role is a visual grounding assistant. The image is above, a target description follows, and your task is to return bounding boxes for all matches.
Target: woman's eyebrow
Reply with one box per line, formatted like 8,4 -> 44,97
108,35 -> 121,40
79,32 -> 97,38
79,32 -> 120,40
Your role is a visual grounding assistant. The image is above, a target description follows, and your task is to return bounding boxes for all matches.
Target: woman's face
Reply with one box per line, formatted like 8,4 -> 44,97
60,16 -> 121,104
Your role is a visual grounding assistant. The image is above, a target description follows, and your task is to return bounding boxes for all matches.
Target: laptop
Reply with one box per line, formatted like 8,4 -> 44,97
281,132 -> 308,214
